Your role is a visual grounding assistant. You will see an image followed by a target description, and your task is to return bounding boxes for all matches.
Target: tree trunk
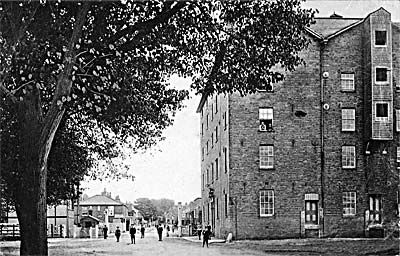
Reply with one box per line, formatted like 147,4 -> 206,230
14,88 -> 64,256
10,4 -> 90,255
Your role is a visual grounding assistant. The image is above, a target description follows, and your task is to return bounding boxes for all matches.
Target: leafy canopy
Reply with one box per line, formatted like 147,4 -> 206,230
0,0 -> 315,202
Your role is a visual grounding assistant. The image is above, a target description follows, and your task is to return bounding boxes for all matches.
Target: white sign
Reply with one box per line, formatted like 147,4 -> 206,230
108,206 -> 114,216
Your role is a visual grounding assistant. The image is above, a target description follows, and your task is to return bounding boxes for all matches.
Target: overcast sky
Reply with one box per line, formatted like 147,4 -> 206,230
82,0 -> 400,205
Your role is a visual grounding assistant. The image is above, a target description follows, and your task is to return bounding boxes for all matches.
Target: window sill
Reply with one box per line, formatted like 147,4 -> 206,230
343,214 -> 356,218
260,167 -> 274,171
341,130 -> 356,132
260,214 -> 274,217
342,167 -> 356,170
259,129 -> 275,133
341,89 -> 355,93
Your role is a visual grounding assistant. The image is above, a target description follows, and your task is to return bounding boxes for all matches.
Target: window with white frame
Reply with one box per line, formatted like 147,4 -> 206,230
260,190 -> 274,216
215,126 -> 218,142
257,83 -> 274,92
201,123 -> 204,137
202,147 -> 204,160
259,108 -> 273,131
342,146 -> 356,168
397,147 -> 400,163
376,67 -> 388,83
341,73 -> 355,91
206,141 -> 209,154
396,109 -> 400,131
206,114 -> 209,129
211,133 -> 214,147
375,103 -> 389,121
342,109 -> 355,131
260,145 -> 274,169
343,192 -> 356,216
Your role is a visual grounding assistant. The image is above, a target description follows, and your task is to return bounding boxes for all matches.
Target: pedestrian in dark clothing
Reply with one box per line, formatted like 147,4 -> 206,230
103,226 -> 108,239
115,227 -> 121,242
202,226 -> 211,248
140,225 -> 145,238
129,225 -> 136,244
198,227 -> 202,240
157,225 -> 163,241
166,225 -> 170,237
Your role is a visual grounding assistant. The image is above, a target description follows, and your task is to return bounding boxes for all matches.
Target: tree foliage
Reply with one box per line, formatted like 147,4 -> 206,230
0,1 -> 315,255
151,198 -> 175,216
134,198 -> 158,221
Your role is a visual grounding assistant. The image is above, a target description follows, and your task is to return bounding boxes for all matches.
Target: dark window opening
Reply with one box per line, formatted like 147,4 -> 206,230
260,120 -> 273,130
376,68 -> 388,82
376,104 -> 388,117
295,110 -> 307,117
375,31 -> 387,46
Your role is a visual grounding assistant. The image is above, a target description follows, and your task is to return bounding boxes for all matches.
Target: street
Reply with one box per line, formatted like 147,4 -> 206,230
1,227 -> 399,256
0,228 -> 270,256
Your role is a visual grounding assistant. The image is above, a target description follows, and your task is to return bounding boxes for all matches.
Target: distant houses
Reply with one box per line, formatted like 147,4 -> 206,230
76,189 -> 140,233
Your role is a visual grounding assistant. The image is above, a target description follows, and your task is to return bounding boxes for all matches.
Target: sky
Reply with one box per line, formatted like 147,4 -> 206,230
82,0 -> 400,205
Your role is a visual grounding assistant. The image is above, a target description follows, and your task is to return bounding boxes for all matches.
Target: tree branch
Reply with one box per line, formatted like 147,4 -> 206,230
203,42 -> 227,95
39,2 -> 91,168
0,82 -> 18,103
116,2 -> 188,52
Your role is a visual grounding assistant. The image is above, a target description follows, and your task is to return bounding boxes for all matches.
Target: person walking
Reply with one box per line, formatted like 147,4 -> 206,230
129,225 -> 136,244
140,225 -> 145,238
202,225 -> 211,248
115,227 -> 121,242
157,225 -> 163,241
166,225 -> 170,237
102,225 -> 108,239
197,226 -> 202,240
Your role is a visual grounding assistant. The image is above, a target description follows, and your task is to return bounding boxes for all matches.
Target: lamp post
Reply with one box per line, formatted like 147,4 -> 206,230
177,202 -> 182,237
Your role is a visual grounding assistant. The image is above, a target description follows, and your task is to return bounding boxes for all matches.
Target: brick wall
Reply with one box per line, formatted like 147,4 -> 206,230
199,10 -> 399,240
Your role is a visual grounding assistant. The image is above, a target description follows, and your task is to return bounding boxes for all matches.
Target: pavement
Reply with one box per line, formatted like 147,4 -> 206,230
178,234 -> 226,244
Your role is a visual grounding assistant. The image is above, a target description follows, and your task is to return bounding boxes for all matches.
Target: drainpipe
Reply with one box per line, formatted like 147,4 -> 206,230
319,38 -> 328,237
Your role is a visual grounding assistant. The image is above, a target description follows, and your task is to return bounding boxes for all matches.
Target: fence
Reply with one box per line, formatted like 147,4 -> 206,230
0,224 -> 20,240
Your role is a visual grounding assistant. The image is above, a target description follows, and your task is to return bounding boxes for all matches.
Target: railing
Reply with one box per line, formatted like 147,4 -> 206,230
0,224 -> 20,240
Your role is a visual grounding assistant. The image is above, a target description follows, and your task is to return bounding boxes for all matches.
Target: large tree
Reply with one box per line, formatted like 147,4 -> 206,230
151,198 -> 175,216
0,1 -> 314,255
134,198 -> 158,221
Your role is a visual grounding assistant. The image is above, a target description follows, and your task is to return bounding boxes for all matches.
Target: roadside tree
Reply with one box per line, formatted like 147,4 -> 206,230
0,1 -> 315,255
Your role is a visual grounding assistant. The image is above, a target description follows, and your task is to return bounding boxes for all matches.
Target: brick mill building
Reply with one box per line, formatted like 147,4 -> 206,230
197,8 -> 399,239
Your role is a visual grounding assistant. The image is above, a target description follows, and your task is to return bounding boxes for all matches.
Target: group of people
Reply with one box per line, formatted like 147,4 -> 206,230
198,225 -> 212,248
102,223 -> 213,248
102,225 -> 146,243
155,224 -> 171,241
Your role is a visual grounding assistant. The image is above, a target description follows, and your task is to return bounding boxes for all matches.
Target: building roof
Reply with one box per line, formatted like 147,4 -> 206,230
308,17 -> 362,39
307,7 -> 391,40
196,7 -> 393,113
80,215 -> 100,223
79,195 -> 124,206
